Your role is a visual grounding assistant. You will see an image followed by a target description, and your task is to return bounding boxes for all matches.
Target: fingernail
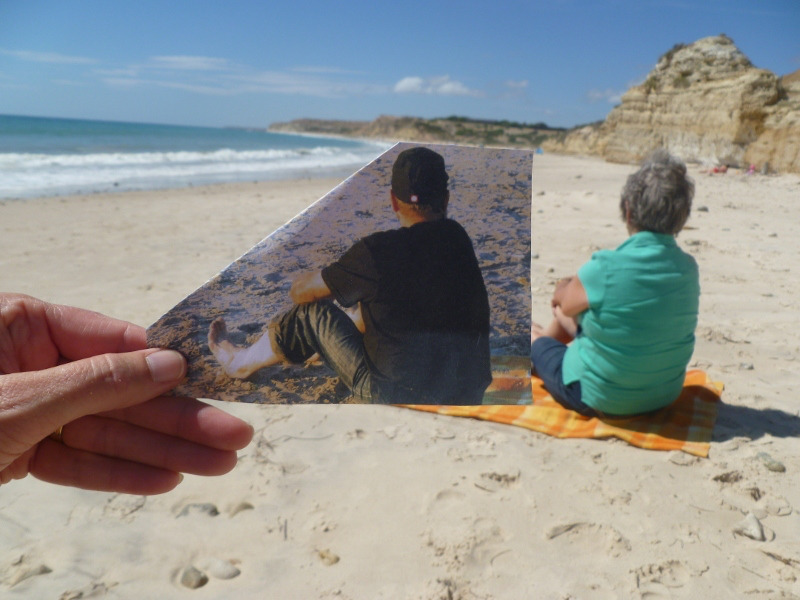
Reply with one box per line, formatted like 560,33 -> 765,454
146,350 -> 186,383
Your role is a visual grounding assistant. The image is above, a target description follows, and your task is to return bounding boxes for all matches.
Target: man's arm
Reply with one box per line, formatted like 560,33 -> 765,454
289,270 -> 333,305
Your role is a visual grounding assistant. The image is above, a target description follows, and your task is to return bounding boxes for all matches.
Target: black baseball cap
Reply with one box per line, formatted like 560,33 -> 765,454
391,147 -> 449,210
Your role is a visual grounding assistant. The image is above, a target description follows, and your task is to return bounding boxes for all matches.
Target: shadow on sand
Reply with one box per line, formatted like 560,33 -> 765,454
713,402 -> 800,442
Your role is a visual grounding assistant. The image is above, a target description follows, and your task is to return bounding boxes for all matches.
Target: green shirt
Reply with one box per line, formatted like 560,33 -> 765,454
563,232 -> 699,414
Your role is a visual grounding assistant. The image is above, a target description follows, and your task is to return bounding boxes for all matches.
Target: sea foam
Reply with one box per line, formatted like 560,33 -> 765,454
0,114 -> 390,199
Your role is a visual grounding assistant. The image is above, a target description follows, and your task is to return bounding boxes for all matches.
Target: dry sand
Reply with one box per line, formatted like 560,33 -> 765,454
1,153 -> 799,598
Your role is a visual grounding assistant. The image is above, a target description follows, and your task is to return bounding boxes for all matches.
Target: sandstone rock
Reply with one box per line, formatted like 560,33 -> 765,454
544,36 -> 799,175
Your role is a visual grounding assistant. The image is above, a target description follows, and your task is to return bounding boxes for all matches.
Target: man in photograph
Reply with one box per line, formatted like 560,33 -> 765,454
208,147 -> 491,405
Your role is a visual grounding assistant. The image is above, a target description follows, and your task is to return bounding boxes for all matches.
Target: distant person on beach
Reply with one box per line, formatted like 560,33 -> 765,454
531,150 -> 699,418
208,147 -> 492,405
0,293 -> 253,494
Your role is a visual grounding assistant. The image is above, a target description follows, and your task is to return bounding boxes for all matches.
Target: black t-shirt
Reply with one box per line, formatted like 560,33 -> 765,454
321,218 -> 491,404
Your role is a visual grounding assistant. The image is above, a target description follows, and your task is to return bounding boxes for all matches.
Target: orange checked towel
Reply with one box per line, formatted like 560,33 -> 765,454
406,369 -> 723,458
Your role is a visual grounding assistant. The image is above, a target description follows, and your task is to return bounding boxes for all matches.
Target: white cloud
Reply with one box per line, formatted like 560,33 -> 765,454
103,68 -> 387,98
102,77 -> 144,89
394,76 -> 425,93
103,76 -> 236,96
149,55 -> 230,71
504,79 -> 528,89
0,48 -> 97,65
155,80 -> 238,95
291,66 -> 365,75
232,70 -> 388,98
94,67 -> 141,78
394,75 -> 480,97
587,88 -> 623,103
98,54 -> 391,99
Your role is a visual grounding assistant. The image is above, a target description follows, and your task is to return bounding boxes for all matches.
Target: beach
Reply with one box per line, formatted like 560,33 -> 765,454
2,153 -> 799,598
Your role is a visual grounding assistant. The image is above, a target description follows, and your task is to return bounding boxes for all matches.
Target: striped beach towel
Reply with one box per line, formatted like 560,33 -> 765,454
406,369 -> 723,458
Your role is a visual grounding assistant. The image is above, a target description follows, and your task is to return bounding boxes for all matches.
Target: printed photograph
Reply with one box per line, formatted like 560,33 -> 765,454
147,143 -> 532,403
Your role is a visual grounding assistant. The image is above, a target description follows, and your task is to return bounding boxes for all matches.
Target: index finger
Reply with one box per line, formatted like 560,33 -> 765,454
1,294 -> 146,372
44,299 -> 147,359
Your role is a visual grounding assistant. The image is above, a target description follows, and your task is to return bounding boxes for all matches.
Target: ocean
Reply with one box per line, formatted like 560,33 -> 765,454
0,114 -> 390,199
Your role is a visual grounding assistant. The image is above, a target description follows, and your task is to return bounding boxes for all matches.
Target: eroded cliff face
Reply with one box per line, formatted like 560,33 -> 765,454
743,72 -> 800,174
544,36 -> 799,174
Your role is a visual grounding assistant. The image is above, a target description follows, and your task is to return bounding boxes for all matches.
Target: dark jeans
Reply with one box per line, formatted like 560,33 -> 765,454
272,300 -> 485,405
271,300 -> 379,403
530,336 -> 600,417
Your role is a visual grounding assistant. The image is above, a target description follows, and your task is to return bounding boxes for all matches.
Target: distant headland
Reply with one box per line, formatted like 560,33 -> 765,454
268,115 -> 566,150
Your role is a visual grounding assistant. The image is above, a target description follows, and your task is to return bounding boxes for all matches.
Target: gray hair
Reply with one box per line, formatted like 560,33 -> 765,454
620,150 -> 694,235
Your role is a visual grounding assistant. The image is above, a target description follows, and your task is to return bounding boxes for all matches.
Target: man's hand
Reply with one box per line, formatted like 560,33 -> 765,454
289,271 -> 333,305
0,294 -> 253,495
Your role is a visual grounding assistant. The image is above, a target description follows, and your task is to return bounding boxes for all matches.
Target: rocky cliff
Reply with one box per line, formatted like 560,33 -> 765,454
543,35 -> 800,174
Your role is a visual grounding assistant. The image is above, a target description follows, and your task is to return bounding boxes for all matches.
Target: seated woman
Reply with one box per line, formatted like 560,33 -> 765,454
531,150 -> 699,418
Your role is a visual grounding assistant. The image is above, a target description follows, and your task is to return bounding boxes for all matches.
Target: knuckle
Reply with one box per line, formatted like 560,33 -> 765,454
88,354 -> 137,396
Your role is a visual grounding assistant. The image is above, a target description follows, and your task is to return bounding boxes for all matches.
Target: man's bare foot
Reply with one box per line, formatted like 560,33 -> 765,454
208,317 -> 281,378
208,318 -> 238,374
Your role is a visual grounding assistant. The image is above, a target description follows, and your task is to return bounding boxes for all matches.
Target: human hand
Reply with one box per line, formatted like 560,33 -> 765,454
289,270 -> 332,305
0,294 -> 253,495
344,303 -> 365,333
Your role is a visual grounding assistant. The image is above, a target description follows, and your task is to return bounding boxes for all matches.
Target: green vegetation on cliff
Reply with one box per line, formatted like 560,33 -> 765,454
268,115 -> 565,149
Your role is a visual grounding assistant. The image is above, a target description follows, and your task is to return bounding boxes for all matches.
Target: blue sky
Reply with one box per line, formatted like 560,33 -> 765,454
1,0 -> 797,129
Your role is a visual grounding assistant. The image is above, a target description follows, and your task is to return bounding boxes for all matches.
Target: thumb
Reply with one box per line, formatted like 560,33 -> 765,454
0,349 -> 186,444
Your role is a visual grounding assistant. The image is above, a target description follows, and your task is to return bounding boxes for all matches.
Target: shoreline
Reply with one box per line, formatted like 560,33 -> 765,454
0,164 -> 369,204
0,113 -> 391,202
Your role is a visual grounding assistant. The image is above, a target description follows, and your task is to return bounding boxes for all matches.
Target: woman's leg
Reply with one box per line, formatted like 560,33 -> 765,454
530,336 -> 597,417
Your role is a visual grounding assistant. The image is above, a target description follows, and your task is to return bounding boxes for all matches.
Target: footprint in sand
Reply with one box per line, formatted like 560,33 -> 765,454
432,488 -> 466,505
474,470 -> 521,493
102,494 -> 146,522
545,522 -> 631,558
174,502 -> 220,518
463,518 -> 508,574
634,560 -> 703,598
423,517 -> 507,576
1,555 -> 52,588
59,580 -> 118,599
726,551 -> 800,597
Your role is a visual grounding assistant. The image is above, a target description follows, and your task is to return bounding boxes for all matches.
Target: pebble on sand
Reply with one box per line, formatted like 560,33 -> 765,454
180,566 -> 209,589
202,558 -> 241,580
756,452 -> 786,473
732,512 -> 766,541
317,549 -> 340,566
